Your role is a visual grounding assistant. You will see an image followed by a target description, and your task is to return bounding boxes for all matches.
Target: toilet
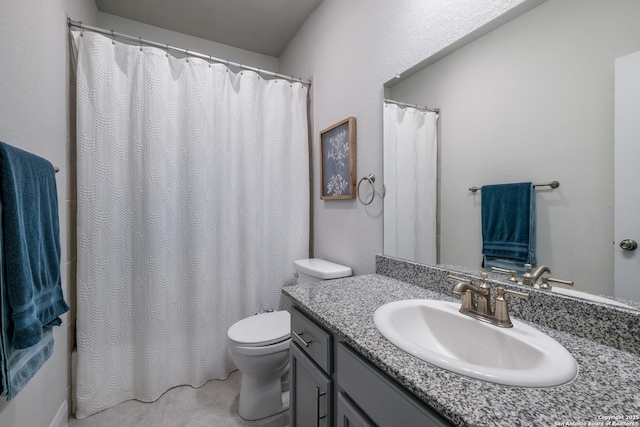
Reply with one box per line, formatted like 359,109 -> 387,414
227,258 -> 352,420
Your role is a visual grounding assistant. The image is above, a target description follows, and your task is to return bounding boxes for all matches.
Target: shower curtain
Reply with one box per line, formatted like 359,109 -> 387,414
383,103 -> 438,264
72,31 -> 309,418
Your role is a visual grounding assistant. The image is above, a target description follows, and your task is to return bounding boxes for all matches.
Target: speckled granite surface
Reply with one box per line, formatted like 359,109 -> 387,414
283,262 -> 640,427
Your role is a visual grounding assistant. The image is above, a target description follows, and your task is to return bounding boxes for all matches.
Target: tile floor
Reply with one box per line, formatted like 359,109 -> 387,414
68,370 -> 289,427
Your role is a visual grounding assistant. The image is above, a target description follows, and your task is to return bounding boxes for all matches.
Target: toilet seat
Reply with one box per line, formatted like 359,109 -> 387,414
228,311 -> 291,347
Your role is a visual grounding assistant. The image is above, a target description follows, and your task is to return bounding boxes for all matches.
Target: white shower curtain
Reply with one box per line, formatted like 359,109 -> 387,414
72,31 -> 309,418
383,103 -> 438,264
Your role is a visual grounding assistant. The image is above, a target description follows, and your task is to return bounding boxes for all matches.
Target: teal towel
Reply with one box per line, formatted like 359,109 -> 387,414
0,141 -> 66,399
481,182 -> 536,272
0,141 -> 68,349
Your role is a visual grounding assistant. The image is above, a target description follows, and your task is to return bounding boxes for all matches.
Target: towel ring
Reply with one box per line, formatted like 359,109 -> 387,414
357,174 -> 376,205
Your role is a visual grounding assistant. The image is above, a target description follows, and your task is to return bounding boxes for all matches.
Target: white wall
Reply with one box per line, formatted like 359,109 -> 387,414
97,12 -> 279,73
0,0 -> 97,426
389,0 -> 640,295
279,0 -> 545,275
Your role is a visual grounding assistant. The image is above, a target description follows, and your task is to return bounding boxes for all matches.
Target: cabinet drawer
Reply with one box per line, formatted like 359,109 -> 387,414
291,307 -> 333,373
338,343 -> 454,427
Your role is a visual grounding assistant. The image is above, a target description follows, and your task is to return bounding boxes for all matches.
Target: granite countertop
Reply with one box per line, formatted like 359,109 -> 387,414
283,274 -> 640,427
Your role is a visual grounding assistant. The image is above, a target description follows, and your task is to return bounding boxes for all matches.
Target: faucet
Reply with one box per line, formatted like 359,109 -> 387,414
450,273 -> 491,314
449,274 -> 530,328
521,264 -> 551,286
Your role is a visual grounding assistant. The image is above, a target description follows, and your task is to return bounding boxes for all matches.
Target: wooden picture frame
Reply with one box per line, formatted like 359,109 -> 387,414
320,117 -> 357,200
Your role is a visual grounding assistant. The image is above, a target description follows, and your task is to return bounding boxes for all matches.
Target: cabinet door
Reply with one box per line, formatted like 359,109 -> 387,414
337,392 -> 375,427
291,342 -> 332,427
338,343 -> 454,427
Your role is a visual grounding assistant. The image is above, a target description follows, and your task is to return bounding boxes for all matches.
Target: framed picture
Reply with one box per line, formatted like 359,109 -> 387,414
320,117 -> 357,200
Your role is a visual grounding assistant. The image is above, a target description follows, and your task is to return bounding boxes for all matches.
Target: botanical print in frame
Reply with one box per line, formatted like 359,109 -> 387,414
320,117 -> 356,200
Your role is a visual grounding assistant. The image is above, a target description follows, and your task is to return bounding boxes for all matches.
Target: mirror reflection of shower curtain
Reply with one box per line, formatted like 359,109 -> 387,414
72,31 -> 309,418
383,103 -> 438,264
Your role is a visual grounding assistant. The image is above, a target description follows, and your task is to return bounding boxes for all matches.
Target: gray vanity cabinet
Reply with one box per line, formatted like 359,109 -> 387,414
290,306 -> 453,427
338,343 -> 453,427
290,307 -> 333,427
291,343 -> 332,427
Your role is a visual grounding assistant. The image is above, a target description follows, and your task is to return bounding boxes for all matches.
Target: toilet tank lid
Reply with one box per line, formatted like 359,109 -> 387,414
294,258 -> 352,279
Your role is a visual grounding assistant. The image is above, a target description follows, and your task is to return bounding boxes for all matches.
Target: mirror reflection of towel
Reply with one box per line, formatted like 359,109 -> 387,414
481,182 -> 536,274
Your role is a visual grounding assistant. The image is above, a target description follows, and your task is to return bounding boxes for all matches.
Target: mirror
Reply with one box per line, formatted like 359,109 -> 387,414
382,0 -> 640,307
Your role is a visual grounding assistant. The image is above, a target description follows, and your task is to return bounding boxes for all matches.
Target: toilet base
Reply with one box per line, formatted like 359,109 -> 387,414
238,373 -> 289,420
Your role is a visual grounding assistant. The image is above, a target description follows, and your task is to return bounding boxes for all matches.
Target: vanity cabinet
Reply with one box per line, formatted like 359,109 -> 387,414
338,343 -> 453,427
290,343 -> 332,426
290,306 -> 453,427
290,307 -> 333,427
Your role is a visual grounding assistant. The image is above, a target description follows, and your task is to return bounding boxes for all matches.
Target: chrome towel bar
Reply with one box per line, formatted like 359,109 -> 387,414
469,180 -> 559,193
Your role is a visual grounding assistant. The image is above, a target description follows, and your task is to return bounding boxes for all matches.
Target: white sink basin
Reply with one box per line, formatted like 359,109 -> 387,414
373,299 -> 578,387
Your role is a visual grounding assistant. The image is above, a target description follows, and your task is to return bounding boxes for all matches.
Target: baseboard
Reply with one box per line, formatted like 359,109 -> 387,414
49,400 -> 68,427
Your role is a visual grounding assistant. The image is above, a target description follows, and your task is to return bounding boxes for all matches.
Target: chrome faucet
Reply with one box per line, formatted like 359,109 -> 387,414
521,264 -> 551,286
449,273 -> 530,328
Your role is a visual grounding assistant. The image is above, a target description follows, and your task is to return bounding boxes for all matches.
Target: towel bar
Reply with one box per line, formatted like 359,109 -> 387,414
469,180 -> 559,193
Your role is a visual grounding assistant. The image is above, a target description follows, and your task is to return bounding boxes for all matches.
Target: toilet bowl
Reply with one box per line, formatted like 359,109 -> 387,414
227,258 -> 352,420
227,310 -> 291,420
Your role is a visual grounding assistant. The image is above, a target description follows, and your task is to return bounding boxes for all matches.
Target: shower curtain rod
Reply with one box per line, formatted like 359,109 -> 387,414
384,98 -> 440,113
67,19 -> 311,86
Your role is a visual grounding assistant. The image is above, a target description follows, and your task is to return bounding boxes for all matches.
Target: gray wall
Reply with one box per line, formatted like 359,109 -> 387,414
279,0 -> 545,275
389,0 -> 640,295
0,1 -> 97,426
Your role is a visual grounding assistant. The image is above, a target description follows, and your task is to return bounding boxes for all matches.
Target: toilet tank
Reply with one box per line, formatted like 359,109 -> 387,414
294,258 -> 352,285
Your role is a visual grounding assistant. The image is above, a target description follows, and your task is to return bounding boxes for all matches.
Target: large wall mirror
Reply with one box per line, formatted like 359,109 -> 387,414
383,0 -> 640,307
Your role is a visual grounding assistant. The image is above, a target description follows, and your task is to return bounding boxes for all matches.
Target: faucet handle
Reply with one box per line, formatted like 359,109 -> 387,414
479,272 -> 489,285
494,287 -> 531,328
539,277 -> 575,290
500,288 -> 531,300
491,267 -> 518,283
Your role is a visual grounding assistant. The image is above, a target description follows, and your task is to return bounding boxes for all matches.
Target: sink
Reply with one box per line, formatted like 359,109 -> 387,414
373,299 -> 578,387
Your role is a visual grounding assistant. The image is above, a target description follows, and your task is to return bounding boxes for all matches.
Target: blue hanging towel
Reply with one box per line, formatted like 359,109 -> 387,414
481,182 -> 536,274
0,141 -> 68,399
